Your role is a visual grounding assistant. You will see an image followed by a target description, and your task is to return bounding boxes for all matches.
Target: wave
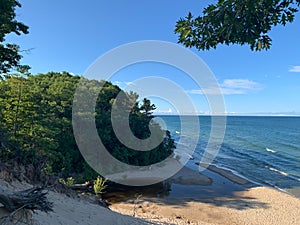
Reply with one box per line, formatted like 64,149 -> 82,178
266,148 -> 277,153
268,167 -> 288,176
221,144 -> 294,171
267,166 -> 300,182
214,143 -> 300,181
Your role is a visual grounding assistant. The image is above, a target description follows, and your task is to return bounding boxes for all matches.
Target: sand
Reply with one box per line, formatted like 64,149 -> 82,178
0,180 -> 150,225
1,165 -> 300,225
111,186 -> 300,225
109,166 -> 300,225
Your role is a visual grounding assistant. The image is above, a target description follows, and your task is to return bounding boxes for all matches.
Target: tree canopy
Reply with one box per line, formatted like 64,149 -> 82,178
0,0 -> 29,74
175,0 -> 300,51
0,72 -> 175,182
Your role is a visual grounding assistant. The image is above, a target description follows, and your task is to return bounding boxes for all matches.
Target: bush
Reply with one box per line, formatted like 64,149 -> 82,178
93,176 -> 107,196
59,177 -> 75,186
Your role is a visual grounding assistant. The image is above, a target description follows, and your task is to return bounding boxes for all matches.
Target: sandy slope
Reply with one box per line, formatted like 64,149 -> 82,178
0,180 -> 151,225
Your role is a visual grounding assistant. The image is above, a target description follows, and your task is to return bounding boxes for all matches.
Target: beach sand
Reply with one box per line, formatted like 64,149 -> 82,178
111,186 -> 300,225
1,165 -> 300,225
109,166 -> 300,225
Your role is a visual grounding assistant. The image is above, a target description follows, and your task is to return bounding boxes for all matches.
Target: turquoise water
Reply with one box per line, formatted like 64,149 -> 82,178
159,116 -> 300,198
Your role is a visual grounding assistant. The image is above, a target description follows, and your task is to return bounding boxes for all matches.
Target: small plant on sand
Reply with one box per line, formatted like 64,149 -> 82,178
59,177 -> 75,186
93,176 -> 108,196
133,193 -> 142,217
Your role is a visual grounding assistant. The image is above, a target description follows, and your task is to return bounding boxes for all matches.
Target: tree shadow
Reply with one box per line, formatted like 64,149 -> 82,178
104,166 -> 271,210
151,194 -> 269,211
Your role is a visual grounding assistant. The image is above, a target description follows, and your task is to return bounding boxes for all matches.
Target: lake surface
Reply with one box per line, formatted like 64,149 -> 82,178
159,115 -> 300,198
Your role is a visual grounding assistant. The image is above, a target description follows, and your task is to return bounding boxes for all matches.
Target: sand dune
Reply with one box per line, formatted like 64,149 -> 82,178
0,180 -> 150,225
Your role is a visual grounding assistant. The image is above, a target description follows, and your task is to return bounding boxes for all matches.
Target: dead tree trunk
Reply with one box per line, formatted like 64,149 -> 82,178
0,186 -> 53,213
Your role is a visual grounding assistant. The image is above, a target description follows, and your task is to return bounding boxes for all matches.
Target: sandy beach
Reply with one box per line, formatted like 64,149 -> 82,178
110,186 -> 300,225
1,165 -> 300,225
109,165 -> 300,225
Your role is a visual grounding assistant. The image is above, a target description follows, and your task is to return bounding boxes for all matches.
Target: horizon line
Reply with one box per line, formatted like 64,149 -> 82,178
153,113 -> 300,117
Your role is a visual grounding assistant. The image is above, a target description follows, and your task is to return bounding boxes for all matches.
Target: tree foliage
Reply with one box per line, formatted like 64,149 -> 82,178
0,0 -> 29,74
0,72 -> 175,182
175,0 -> 300,51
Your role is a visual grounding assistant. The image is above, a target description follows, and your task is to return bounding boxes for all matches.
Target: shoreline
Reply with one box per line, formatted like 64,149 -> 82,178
109,165 -> 300,224
199,162 -> 300,200
110,186 -> 300,225
205,163 -> 300,200
1,164 -> 300,225
104,161 -> 256,202
104,159 -> 300,204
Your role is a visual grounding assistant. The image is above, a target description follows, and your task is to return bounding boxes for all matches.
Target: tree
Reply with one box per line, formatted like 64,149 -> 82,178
0,72 -> 175,181
140,98 -> 156,116
0,72 -> 81,174
175,0 -> 300,51
0,0 -> 29,74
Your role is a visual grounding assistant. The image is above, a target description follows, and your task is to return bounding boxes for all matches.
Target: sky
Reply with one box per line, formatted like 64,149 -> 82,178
6,0 -> 300,115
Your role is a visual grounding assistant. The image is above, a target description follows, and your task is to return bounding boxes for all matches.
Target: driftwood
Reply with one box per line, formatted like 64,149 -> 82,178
68,181 -> 93,192
66,182 -> 110,208
0,187 -> 53,224
0,187 -> 53,213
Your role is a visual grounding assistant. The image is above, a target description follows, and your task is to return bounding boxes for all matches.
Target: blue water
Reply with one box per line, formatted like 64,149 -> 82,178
159,116 -> 300,198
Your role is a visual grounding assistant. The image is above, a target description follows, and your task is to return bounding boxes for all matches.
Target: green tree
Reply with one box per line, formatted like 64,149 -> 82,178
0,72 -> 175,182
0,72 -> 80,173
140,98 -> 156,116
93,82 -> 174,168
175,0 -> 300,51
0,0 -> 29,74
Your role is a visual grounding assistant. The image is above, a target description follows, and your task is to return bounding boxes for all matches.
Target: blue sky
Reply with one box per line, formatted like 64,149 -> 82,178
7,0 -> 300,115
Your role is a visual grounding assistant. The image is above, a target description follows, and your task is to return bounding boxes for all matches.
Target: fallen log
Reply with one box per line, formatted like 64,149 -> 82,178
0,186 -> 53,213
67,181 -> 93,192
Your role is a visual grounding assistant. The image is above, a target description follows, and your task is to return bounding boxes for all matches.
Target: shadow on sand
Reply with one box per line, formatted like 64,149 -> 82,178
103,165 -> 270,210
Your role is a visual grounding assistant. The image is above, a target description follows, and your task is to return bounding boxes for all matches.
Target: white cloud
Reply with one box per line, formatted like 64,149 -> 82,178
153,108 -> 176,115
188,79 -> 262,95
113,81 -> 135,87
124,81 -> 135,86
222,79 -> 259,89
289,66 -> 300,72
113,81 -> 123,86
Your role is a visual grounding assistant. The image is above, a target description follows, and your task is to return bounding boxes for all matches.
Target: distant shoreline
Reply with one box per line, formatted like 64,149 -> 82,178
154,114 -> 300,117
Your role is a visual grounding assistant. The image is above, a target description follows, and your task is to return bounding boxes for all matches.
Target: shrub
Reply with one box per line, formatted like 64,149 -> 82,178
93,176 -> 107,196
59,177 -> 75,186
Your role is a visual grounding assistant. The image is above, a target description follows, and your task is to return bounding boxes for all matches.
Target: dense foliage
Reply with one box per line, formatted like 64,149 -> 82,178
0,72 -> 175,181
0,0 -> 29,74
175,0 -> 300,51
